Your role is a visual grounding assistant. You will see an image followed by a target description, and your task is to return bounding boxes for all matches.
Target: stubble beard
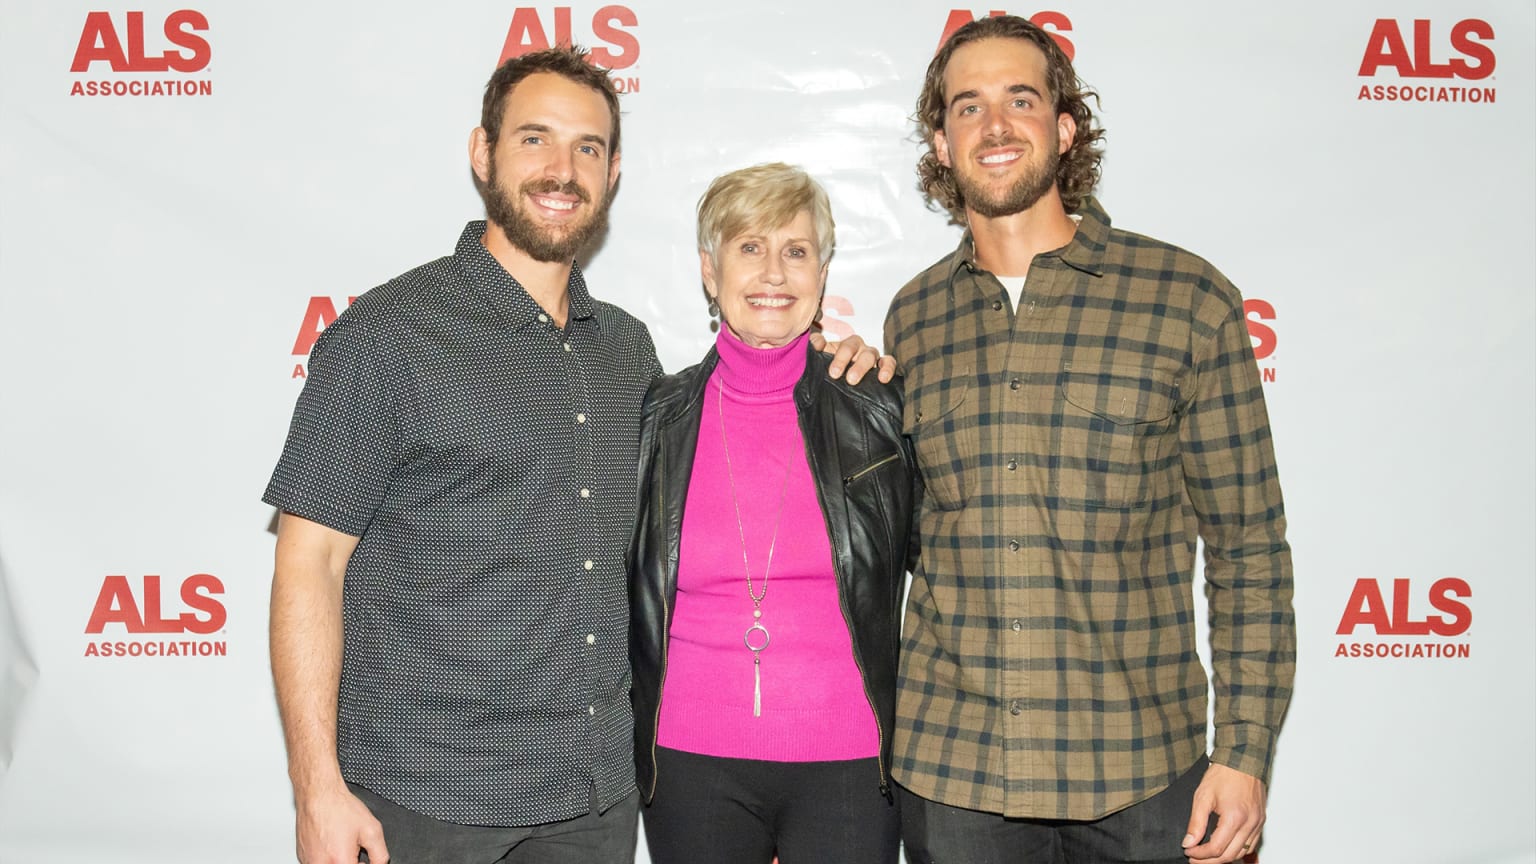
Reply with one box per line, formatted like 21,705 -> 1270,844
483,157 -> 612,264
955,135 -> 1061,219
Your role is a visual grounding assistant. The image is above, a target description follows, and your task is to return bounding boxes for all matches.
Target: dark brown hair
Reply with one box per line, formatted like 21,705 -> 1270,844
481,45 -> 622,156
916,16 -> 1104,215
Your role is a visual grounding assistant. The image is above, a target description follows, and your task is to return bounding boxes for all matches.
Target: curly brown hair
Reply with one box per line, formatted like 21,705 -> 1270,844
916,16 -> 1104,216
481,45 -> 622,156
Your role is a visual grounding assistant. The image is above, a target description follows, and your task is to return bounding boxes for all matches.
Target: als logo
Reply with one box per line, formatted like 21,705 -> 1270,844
937,10 -> 1074,59
84,574 -> 229,658
499,6 -> 641,93
290,296 -> 356,379
1244,299 -> 1277,384
1357,19 -> 1496,104
69,10 -> 214,97
1335,578 -> 1472,659
819,295 -> 856,342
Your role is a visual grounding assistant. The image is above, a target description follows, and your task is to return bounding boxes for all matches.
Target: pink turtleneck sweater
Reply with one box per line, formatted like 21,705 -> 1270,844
655,329 -> 880,762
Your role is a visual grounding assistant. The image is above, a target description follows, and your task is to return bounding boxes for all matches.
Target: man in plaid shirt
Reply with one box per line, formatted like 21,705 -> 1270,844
884,16 -> 1295,864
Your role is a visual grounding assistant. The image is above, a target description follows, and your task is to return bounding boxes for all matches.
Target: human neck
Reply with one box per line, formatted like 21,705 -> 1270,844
714,328 -> 808,397
480,220 -> 574,327
967,188 -> 1079,278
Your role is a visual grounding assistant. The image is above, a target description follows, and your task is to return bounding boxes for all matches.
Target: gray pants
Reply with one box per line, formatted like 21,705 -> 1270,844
349,783 -> 639,864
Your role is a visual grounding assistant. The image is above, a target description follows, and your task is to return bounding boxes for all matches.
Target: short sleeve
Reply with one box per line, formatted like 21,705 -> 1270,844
262,313 -> 399,536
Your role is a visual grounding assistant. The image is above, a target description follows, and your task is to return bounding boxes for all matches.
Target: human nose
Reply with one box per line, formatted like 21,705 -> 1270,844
761,250 -> 786,285
546,146 -> 575,182
981,102 -> 1008,137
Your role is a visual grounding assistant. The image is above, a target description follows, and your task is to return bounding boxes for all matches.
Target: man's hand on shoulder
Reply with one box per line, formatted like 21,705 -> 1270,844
809,331 -> 896,385
1181,762 -> 1265,864
295,785 -> 389,864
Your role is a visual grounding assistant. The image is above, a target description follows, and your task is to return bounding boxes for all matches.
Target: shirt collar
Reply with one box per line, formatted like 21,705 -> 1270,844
944,195 -> 1113,289
452,220 -> 600,331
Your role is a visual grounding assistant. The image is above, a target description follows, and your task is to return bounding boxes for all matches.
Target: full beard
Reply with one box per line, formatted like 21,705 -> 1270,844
956,138 -> 1061,219
483,160 -> 611,264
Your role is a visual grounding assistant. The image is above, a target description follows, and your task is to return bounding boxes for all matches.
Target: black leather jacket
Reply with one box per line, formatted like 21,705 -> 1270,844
628,343 -> 916,803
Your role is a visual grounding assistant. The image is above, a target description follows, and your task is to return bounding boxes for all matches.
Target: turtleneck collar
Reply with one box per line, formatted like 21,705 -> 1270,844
713,327 -> 809,398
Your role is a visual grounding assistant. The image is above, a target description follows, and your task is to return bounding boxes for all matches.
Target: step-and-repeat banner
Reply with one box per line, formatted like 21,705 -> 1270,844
1,2 -> 1532,862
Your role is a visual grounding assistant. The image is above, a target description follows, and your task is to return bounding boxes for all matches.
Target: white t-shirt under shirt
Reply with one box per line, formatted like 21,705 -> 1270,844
996,274 -> 1027,312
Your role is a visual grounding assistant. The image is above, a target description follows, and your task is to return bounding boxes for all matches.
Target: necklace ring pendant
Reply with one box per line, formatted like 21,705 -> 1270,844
744,622 -> 771,652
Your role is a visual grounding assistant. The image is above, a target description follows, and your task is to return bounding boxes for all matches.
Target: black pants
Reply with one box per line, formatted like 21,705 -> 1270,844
899,756 -> 1212,864
641,746 -> 899,864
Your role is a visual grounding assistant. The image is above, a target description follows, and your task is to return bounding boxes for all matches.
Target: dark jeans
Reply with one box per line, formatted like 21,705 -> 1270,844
349,783 -> 638,864
642,745 -> 899,864
898,756 -> 1211,864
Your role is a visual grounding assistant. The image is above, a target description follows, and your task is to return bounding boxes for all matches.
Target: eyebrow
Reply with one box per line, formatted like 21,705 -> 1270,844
948,83 -> 1045,110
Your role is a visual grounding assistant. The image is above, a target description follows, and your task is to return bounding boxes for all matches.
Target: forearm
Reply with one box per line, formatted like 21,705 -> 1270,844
269,514 -> 355,800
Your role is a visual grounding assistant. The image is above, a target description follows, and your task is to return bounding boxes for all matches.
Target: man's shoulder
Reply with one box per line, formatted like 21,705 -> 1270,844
335,254 -> 462,331
591,298 -> 652,335
1089,219 -> 1247,324
590,299 -> 659,360
889,251 -> 957,313
1099,223 -> 1235,292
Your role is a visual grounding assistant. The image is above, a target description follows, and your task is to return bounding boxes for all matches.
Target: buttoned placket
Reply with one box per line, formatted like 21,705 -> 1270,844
976,255 -> 1068,811
549,312 -> 603,733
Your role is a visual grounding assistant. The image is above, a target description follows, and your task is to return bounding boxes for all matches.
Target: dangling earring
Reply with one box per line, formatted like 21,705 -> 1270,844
708,298 -> 720,333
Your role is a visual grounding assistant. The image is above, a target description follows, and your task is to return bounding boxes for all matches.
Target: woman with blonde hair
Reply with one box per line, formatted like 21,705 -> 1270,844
629,163 -> 914,863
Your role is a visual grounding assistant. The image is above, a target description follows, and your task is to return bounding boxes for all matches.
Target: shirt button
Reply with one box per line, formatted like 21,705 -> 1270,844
1009,700 -> 1023,716
584,560 -> 594,571
577,413 -> 587,424
1009,377 -> 1021,390
580,488 -> 591,498
992,300 -> 1003,311
537,313 -> 549,323
1008,540 -> 1021,552
586,633 -> 595,645
1011,618 -> 1023,632
588,705 -> 595,716
563,342 -> 571,352
1006,459 -> 1018,471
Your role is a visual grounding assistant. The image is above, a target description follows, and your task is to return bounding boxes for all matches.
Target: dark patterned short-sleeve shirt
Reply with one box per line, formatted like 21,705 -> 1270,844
264,221 -> 662,826
884,198 -> 1295,821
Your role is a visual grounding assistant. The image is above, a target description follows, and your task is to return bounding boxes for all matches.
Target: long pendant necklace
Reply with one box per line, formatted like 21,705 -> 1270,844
717,376 -> 792,718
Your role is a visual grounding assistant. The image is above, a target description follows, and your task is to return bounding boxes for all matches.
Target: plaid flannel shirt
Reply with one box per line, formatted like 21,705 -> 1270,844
884,197 -> 1294,820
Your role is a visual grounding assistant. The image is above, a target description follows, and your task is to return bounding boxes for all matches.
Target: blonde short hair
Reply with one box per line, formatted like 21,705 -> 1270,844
696,163 -> 835,264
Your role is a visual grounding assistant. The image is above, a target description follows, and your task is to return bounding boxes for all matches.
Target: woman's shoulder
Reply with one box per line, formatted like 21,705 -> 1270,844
803,347 -> 905,422
642,352 -> 717,419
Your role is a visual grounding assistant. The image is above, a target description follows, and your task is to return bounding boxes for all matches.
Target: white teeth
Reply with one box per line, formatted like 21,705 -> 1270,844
747,297 -> 792,308
980,153 -> 1019,165
535,197 -> 576,211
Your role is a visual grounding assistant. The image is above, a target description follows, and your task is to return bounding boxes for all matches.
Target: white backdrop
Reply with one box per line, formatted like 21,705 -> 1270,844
2,2 -> 1533,862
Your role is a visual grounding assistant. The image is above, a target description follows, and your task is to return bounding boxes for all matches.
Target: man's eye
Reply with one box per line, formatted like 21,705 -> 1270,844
522,135 -> 543,145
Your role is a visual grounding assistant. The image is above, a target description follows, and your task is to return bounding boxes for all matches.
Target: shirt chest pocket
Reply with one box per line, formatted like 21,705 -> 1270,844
1057,368 -> 1178,509
903,374 -> 973,511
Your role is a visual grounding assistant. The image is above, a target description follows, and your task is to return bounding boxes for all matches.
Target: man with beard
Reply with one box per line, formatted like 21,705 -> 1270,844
264,47 -> 882,864
884,16 -> 1295,864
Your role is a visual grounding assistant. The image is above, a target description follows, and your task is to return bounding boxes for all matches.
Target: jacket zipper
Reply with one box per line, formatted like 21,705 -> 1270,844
808,426 -> 890,796
648,444 -> 671,802
843,451 -> 901,486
